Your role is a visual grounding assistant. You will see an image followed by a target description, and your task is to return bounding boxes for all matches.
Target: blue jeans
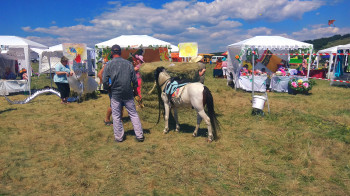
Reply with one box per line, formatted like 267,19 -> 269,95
111,98 -> 143,141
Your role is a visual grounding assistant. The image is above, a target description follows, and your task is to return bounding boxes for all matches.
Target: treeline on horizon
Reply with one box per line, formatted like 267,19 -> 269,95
304,33 -> 350,51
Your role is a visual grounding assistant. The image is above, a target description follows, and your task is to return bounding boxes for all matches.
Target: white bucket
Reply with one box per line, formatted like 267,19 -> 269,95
252,95 -> 266,110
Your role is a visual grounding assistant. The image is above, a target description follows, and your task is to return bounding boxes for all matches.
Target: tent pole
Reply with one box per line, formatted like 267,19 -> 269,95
333,53 -> 338,79
48,53 -> 53,88
24,46 -> 31,95
252,50 -> 255,98
307,48 -> 312,79
327,54 -> 332,79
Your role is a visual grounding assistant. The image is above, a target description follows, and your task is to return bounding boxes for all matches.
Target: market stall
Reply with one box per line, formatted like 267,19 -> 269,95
226,36 -> 313,93
0,36 -> 47,95
316,45 -> 341,79
95,35 -> 172,63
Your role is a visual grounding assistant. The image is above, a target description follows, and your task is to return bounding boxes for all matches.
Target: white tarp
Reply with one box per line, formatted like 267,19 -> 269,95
227,36 -> 313,89
95,35 -> 171,49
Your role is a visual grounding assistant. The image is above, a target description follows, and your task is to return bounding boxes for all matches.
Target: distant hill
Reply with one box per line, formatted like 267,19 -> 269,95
304,34 -> 350,52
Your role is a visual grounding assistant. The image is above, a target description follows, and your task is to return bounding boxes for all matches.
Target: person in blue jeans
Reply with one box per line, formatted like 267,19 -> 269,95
54,56 -> 73,104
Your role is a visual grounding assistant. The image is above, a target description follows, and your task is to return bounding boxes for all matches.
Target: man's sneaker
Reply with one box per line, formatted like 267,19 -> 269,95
135,136 -> 145,142
115,135 -> 126,143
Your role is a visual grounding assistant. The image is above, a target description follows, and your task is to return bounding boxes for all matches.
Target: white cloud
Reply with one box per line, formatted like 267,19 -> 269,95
291,25 -> 350,41
21,0 -> 332,52
247,27 -> 272,36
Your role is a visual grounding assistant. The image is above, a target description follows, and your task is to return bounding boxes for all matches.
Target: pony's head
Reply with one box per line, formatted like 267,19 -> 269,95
154,67 -> 170,87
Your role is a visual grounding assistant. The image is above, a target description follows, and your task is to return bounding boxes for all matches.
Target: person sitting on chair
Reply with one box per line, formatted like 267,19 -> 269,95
4,67 -> 16,80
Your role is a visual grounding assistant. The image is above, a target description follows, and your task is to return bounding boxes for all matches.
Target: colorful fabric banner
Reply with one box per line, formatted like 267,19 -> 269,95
257,50 -> 282,73
62,43 -> 87,63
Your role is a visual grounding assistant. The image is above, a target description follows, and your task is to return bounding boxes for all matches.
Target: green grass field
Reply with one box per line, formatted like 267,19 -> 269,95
0,64 -> 349,195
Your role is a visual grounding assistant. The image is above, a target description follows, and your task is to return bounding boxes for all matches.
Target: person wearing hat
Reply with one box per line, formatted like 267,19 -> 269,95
54,56 -> 74,104
191,56 -> 206,84
102,44 -> 144,142
132,54 -> 145,108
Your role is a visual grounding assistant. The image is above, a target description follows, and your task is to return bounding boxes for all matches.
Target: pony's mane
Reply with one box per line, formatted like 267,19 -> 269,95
154,66 -> 166,86
154,66 -> 166,124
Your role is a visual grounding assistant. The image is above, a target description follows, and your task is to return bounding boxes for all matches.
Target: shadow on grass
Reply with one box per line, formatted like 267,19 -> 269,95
124,129 -> 151,136
0,108 -> 17,114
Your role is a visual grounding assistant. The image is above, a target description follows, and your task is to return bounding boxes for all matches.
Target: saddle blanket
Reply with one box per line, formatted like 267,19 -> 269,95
171,86 -> 185,98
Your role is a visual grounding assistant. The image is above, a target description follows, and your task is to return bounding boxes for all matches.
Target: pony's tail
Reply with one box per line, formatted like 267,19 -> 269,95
203,86 -> 220,140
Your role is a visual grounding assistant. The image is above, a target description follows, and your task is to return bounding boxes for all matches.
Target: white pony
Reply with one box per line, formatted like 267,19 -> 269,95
154,67 -> 220,142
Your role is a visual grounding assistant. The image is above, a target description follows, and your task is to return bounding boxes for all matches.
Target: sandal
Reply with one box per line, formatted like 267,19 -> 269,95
104,120 -> 113,126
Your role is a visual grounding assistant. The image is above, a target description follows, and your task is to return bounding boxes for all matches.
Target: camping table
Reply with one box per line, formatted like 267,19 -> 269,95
270,76 -> 307,92
0,80 -> 28,95
238,75 -> 267,92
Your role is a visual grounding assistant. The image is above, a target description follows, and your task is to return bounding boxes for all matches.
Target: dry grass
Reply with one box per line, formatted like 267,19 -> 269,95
0,66 -> 350,195
140,61 -> 200,82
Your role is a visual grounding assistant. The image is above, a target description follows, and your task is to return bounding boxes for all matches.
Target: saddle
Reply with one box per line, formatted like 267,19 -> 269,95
164,77 -> 188,104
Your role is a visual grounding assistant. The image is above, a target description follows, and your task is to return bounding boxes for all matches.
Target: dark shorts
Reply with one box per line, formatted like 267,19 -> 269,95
55,82 -> 70,98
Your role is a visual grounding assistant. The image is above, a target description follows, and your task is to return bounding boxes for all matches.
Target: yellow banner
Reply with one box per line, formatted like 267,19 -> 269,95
179,42 -> 198,57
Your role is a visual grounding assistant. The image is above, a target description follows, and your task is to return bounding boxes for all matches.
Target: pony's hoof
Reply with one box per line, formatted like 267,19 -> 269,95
192,133 -> 197,137
163,130 -> 169,134
207,139 -> 213,143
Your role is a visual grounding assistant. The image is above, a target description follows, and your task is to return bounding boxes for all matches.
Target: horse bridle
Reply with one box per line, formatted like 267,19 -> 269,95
158,72 -> 171,89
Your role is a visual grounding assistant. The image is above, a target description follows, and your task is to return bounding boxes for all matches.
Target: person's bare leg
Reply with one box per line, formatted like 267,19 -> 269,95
105,106 -> 112,122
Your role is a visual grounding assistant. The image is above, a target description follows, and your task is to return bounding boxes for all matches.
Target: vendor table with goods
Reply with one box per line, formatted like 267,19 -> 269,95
269,76 -> 307,92
298,69 -> 327,78
0,80 -> 29,95
237,75 -> 267,92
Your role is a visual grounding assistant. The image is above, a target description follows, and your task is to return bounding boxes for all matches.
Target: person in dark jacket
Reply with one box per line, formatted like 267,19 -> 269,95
102,45 -> 144,142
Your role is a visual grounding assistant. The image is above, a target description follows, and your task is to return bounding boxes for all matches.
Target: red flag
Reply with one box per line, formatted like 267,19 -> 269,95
328,20 -> 335,26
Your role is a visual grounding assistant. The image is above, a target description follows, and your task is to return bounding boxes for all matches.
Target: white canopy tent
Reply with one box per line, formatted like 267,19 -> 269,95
95,35 -> 171,49
0,36 -> 47,95
331,43 -> 350,80
37,44 -> 95,74
316,45 -> 343,79
33,44 -> 95,89
227,36 -> 313,84
227,36 -> 313,97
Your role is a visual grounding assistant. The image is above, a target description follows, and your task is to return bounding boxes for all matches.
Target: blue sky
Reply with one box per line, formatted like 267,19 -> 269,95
1,0 -> 349,52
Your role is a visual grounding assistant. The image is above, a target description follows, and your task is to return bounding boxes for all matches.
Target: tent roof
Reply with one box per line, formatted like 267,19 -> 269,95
95,35 -> 171,48
317,45 -> 342,54
46,44 -> 93,52
170,44 -> 179,52
32,44 -> 93,54
228,36 -> 312,50
337,43 -> 350,50
0,36 -> 47,49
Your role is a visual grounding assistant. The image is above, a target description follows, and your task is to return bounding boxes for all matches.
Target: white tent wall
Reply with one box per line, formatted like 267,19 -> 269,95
0,54 -> 16,78
39,51 -> 63,73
